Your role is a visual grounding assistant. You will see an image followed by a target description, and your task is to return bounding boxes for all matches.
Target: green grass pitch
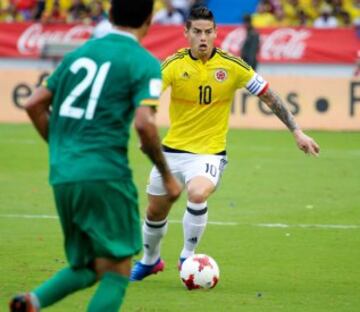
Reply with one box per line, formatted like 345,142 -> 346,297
1,124 -> 359,311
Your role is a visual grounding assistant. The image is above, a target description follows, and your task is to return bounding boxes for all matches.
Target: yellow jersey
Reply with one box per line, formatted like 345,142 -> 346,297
161,48 -> 268,154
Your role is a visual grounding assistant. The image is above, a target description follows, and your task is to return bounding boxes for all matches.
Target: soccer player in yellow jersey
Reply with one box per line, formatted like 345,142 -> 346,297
130,6 -> 320,281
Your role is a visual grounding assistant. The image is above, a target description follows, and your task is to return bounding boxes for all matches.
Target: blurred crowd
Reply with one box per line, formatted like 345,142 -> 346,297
0,0 -> 204,23
252,0 -> 360,28
0,0 -> 359,27
0,0 -> 110,23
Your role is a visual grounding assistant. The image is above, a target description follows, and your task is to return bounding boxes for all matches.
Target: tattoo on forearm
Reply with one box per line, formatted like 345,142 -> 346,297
259,89 -> 299,131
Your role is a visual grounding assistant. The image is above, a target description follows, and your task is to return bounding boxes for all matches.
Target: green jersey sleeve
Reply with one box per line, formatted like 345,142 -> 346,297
131,55 -> 162,108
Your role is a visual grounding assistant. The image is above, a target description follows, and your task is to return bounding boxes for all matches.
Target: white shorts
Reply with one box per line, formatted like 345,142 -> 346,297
147,152 -> 228,196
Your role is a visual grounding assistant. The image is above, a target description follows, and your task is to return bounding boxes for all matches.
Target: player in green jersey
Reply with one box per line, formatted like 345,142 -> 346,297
9,0 -> 181,311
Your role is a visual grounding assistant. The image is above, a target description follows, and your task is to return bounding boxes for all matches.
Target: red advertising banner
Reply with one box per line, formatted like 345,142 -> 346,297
144,25 -> 360,64
0,23 -> 359,63
0,23 -> 92,56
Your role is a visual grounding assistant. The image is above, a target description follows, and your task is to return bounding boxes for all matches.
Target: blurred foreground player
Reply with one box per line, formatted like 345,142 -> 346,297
10,0 -> 181,311
131,6 -> 320,281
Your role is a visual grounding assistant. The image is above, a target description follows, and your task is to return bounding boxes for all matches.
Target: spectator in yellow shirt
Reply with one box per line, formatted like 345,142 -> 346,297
252,1 -> 277,27
344,0 -> 360,24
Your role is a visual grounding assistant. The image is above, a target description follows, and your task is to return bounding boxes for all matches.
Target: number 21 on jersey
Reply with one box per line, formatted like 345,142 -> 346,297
59,57 -> 111,120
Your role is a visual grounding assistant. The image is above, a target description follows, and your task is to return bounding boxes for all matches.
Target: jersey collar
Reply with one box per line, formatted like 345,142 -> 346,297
109,28 -> 138,42
188,48 -> 217,61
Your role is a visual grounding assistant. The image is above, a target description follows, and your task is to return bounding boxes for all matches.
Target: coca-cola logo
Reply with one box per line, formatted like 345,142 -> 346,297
17,23 -> 93,55
221,27 -> 311,61
221,27 -> 246,57
261,28 -> 311,60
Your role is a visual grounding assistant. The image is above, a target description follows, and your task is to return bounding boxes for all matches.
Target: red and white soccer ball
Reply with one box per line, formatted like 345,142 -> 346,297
180,254 -> 220,290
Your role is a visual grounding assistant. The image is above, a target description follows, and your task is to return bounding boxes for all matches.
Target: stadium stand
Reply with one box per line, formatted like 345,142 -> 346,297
0,0 -> 164,22
0,0 -> 359,26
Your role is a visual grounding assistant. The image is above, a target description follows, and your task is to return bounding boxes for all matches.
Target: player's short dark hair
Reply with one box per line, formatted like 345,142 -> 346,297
186,6 -> 215,29
110,0 -> 154,28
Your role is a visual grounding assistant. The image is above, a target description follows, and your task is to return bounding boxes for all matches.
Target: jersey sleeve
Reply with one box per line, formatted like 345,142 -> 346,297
161,50 -> 187,91
132,55 -> 162,108
161,58 -> 173,91
234,60 -> 269,96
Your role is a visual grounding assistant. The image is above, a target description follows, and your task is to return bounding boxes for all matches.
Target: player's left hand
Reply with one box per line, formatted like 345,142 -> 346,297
293,129 -> 320,156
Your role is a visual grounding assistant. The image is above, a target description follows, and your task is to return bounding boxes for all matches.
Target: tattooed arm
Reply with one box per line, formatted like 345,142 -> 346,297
259,88 -> 299,131
259,88 -> 320,156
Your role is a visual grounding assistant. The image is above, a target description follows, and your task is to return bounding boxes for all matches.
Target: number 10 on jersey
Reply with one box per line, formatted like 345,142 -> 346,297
198,85 -> 212,105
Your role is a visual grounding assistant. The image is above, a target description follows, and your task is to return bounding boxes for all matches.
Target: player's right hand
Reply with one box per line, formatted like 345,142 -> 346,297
163,175 -> 182,203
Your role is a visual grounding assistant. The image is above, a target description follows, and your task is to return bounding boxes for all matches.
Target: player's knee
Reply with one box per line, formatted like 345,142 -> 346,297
188,188 -> 210,203
187,177 -> 215,203
86,260 -> 99,280
146,204 -> 168,221
94,257 -> 131,278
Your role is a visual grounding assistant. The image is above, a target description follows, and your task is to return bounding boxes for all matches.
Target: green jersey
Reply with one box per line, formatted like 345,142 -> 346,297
46,30 -> 161,185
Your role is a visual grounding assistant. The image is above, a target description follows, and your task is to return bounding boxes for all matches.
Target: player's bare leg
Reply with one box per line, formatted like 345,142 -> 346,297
94,257 -> 132,278
146,193 -> 173,221
187,176 -> 215,203
180,176 -> 216,266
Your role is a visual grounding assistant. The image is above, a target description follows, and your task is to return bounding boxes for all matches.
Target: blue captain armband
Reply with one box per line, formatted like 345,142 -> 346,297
246,73 -> 269,96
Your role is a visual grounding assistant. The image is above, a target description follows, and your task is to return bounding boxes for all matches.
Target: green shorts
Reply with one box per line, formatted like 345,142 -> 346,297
53,179 -> 142,268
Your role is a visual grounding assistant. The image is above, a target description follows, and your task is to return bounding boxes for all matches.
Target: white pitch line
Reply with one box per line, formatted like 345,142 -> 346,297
1,214 -> 360,230
1,214 -> 58,219
0,214 -> 238,226
256,223 -> 360,229
168,219 -> 238,226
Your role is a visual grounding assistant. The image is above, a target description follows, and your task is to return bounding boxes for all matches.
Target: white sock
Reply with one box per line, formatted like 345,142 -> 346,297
141,218 -> 168,265
180,201 -> 208,259
30,293 -> 40,310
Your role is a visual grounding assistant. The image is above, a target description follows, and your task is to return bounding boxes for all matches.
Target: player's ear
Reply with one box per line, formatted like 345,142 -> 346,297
145,13 -> 152,26
141,15 -> 153,38
184,26 -> 189,38
184,20 -> 191,37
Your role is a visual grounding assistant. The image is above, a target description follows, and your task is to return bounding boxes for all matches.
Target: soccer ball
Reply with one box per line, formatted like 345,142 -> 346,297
180,254 -> 220,290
